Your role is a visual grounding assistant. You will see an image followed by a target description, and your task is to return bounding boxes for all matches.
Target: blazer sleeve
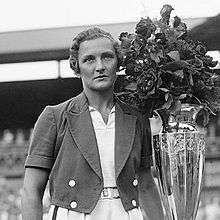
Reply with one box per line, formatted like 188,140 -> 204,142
140,116 -> 153,169
25,106 -> 57,170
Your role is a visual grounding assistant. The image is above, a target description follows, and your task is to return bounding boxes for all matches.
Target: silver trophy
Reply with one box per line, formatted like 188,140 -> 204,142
153,104 -> 207,220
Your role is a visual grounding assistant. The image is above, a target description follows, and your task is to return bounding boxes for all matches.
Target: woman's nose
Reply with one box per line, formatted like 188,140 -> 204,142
95,58 -> 105,73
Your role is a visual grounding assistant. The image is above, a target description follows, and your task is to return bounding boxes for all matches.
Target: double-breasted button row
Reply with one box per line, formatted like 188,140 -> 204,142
69,179 -> 77,209
131,179 -> 138,207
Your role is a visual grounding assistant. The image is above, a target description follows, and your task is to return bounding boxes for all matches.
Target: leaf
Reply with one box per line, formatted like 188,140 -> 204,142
157,50 -> 164,59
150,52 -> 160,63
165,93 -> 169,101
189,72 -> 194,86
125,82 -> 137,91
167,51 -> 180,61
203,101 -> 216,115
169,100 -> 182,115
179,94 -> 187,99
192,95 -> 202,104
174,70 -> 184,79
161,61 -> 189,71
159,88 -> 170,92
161,93 -> 173,109
116,91 -> 130,96
157,76 -> 163,88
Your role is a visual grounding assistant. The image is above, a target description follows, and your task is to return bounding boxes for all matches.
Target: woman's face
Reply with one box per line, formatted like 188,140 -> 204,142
77,37 -> 118,93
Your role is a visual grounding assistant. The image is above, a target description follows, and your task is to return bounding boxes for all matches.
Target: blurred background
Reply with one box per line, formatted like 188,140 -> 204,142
0,0 -> 220,219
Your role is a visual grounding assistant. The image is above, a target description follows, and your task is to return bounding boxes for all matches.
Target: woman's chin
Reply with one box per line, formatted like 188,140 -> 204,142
90,81 -> 115,92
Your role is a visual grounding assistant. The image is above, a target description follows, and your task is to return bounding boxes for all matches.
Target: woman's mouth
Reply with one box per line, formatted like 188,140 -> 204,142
94,75 -> 108,79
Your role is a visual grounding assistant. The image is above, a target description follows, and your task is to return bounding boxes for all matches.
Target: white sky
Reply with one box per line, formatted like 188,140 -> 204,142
0,0 -> 220,32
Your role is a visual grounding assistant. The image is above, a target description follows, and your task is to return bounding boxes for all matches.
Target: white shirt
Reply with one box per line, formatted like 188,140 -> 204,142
89,106 -> 116,187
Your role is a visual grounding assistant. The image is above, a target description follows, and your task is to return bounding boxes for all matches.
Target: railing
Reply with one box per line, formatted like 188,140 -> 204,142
206,137 -> 220,160
0,144 -> 27,177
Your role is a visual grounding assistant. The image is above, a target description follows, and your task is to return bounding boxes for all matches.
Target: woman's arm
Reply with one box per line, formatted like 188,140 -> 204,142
21,167 -> 49,220
138,168 -> 164,220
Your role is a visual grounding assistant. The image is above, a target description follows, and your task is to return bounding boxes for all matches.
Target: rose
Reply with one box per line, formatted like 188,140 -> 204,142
201,55 -> 218,68
173,16 -> 181,28
160,4 -> 174,25
193,57 -> 203,68
137,68 -> 158,98
125,63 -> 135,75
195,43 -> 207,55
135,17 -> 156,39
119,32 -> 135,50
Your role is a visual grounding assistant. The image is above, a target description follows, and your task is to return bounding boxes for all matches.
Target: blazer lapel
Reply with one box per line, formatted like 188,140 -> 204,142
65,93 -> 102,180
115,102 -> 137,179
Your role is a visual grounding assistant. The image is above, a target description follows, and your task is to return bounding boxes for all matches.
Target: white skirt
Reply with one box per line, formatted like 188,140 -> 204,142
47,198 -> 144,220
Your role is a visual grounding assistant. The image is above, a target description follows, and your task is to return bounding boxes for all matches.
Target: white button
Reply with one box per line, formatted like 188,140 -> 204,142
132,199 -> 137,207
70,201 -> 77,209
133,179 -> 138,186
69,180 -> 76,187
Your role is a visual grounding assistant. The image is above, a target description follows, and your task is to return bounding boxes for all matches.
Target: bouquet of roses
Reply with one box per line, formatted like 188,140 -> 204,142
117,5 -> 220,118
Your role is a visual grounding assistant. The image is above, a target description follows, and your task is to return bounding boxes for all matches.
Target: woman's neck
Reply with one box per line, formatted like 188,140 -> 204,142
83,88 -> 114,112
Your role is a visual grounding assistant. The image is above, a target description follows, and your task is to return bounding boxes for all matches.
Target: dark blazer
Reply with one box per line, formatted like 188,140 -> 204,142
25,92 -> 152,213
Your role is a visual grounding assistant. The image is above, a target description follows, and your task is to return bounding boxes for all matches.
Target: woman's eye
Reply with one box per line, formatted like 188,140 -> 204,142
84,56 -> 95,63
103,54 -> 114,60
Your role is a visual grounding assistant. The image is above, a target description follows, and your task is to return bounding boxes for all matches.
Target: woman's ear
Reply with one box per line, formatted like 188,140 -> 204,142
75,70 -> 81,78
73,61 -> 81,78
69,57 -> 81,77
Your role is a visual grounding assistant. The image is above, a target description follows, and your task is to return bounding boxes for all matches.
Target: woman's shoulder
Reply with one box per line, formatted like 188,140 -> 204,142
116,97 -> 142,117
49,97 -> 74,112
47,92 -> 84,113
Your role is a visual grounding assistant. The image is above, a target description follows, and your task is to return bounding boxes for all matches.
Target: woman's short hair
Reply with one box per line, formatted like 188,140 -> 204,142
69,27 -> 122,74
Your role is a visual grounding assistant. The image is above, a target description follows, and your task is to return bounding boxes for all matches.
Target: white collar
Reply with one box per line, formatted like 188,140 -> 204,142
89,106 -> 115,114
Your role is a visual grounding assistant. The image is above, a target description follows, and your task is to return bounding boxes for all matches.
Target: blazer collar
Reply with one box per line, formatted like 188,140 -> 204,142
65,92 -> 137,180
67,92 -> 131,114
114,101 -> 137,179
67,92 -> 89,114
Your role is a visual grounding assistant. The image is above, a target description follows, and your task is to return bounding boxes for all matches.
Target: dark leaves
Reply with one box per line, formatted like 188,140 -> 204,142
117,4 -> 220,115
161,61 -> 189,71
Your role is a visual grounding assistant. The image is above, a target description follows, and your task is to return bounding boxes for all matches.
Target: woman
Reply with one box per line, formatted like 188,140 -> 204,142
21,27 -> 164,220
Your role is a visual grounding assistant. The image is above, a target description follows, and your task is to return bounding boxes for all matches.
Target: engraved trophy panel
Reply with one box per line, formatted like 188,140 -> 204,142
153,104 -> 207,220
